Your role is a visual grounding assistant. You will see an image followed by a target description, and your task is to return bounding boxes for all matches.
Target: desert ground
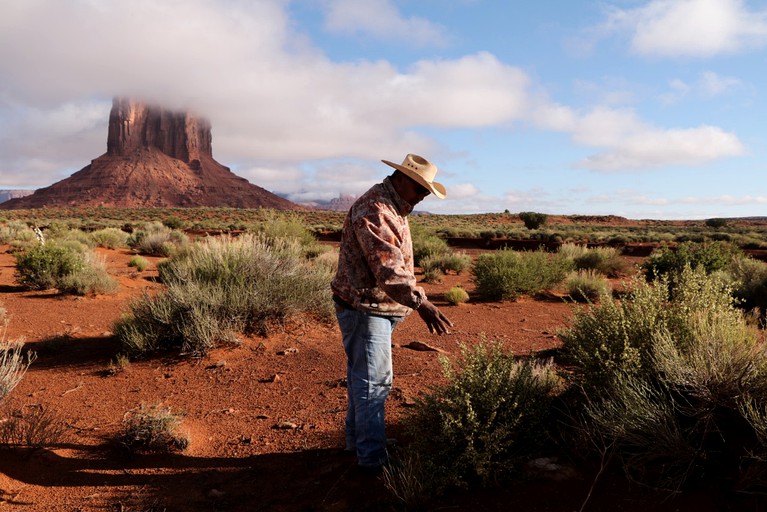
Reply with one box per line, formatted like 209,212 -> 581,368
0,241 -> 762,511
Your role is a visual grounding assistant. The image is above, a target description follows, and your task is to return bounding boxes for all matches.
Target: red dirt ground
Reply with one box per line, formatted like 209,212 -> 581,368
0,245 -> 761,511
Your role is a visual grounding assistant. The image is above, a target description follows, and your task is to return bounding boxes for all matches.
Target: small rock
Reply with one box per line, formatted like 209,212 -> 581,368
273,421 -> 297,430
277,348 -> 299,356
402,341 -> 446,353
206,361 -> 226,369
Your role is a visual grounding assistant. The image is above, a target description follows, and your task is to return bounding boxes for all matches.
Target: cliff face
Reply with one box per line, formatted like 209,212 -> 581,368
1,97 -> 300,210
106,98 -> 212,164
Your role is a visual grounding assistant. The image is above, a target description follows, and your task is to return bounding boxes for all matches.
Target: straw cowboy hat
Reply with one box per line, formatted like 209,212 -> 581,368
382,154 -> 447,199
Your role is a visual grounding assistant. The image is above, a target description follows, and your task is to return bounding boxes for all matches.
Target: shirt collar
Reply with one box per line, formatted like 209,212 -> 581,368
383,176 -> 414,216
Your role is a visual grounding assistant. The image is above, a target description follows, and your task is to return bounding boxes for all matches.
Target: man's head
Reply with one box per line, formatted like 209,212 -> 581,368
382,154 -> 446,205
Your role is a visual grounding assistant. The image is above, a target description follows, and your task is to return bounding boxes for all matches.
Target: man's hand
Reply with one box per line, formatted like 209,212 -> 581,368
416,299 -> 454,335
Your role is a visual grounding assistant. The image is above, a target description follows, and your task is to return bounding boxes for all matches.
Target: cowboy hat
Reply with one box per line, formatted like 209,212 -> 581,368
381,154 -> 447,199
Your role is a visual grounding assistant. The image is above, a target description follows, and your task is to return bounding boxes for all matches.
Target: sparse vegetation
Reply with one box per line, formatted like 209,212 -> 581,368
115,234 -> 333,357
117,403 -> 188,454
642,240 -> 740,281
401,340 -> 560,494
472,249 -> 572,301
14,241 -> 117,295
0,404 -> 68,448
444,286 -> 470,305
127,221 -> 189,257
561,267 -> 767,491
518,211 -> 548,230
128,255 -> 150,272
564,269 -> 611,302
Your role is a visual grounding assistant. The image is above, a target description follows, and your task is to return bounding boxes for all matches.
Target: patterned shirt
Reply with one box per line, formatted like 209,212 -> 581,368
331,177 -> 426,317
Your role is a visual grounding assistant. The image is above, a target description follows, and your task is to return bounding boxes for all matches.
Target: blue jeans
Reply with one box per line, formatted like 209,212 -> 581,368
336,303 -> 403,468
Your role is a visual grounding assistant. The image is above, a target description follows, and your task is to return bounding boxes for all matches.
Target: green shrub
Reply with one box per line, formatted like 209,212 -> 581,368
422,268 -> 444,284
162,216 -> 186,230
117,403 -> 188,454
562,267 -> 767,490
115,234 -> 333,357
444,286 -> 470,305
57,252 -> 118,295
421,251 -> 472,276
1,340 -> 35,403
15,243 -> 86,290
15,243 -> 117,295
726,255 -> 767,322
564,269 -> 610,303
90,227 -> 129,249
250,212 -> 321,256
411,226 -> 450,266
128,256 -> 150,272
642,241 -> 740,281
472,249 -> 572,301
404,340 -> 560,490
518,212 -> 548,230
128,222 -> 189,257
705,218 -> 728,228
0,221 -> 34,245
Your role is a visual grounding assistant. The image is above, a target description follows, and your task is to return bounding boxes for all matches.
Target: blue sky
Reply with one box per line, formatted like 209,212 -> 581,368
1,0 -> 765,219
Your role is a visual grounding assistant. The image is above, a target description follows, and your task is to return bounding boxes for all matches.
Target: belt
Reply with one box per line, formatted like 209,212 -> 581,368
332,294 -> 355,310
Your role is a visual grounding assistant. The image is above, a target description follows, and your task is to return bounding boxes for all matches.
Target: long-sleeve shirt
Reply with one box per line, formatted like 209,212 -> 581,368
331,177 -> 426,317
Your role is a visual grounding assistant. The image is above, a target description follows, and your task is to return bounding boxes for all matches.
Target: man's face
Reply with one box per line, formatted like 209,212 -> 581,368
402,176 -> 431,206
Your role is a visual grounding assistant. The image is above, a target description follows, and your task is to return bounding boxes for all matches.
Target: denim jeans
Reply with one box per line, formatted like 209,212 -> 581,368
336,303 -> 403,468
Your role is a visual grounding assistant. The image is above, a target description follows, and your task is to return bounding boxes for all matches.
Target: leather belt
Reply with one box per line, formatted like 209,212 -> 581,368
332,294 -> 355,310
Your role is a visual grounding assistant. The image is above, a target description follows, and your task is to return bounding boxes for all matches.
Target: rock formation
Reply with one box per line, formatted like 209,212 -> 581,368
1,97 -> 300,210
0,190 -> 34,203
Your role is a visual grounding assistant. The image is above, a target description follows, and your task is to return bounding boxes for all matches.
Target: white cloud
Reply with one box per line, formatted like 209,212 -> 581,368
699,71 -> 742,96
603,0 -> 767,57
561,107 -> 745,171
322,0 -> 448,47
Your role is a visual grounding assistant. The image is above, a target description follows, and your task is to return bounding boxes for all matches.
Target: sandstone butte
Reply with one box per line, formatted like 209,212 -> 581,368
0,97 -> 300,210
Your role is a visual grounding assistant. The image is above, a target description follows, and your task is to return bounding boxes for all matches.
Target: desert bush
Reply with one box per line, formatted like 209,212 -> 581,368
1,341 -> 35,404
115,234 -> 333,357
0,221 -> 34,245
422,268 -> 444,284
117,403 -> 188,454
642,241 -> 740,281
251,212 -> 322,257
0,404 -> 68,448
472,249 -> 572,301
564,270 -> 610,303
404,340 -> 560,491
444,286 -> 470,305
706,218 -> 728,228
577,246 -> 629,277
562,267 -> 767,490
57,251 -> 118,295
90,227 -> 129,249
726,255 -> 767,322
411,225 -> 450,266
15,242 -> 85,290
518,211 -> 548,230
421,251 -> 472,276
15,243 -> 117,295
162,216 -> 186,230
128,222 -> 189,257
557,242 -> 589,262
128,255 -> 150,272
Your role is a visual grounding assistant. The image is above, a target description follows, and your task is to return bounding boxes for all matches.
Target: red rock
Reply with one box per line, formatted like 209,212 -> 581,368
1,97 -> 301,210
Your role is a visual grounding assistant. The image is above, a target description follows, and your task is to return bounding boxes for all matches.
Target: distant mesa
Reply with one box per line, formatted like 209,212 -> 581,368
1,97 -> 301,210
0,190 -> 34,203
298,194 -> 358,212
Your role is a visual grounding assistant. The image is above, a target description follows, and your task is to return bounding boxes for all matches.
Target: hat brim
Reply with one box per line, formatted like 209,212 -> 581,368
382,160 -> 447,199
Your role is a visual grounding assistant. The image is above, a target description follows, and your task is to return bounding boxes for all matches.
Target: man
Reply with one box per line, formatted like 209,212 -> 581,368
331,153 -> 454,470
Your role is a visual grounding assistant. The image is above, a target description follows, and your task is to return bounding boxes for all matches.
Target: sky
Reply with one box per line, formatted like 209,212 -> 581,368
0,0 -> 765,220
